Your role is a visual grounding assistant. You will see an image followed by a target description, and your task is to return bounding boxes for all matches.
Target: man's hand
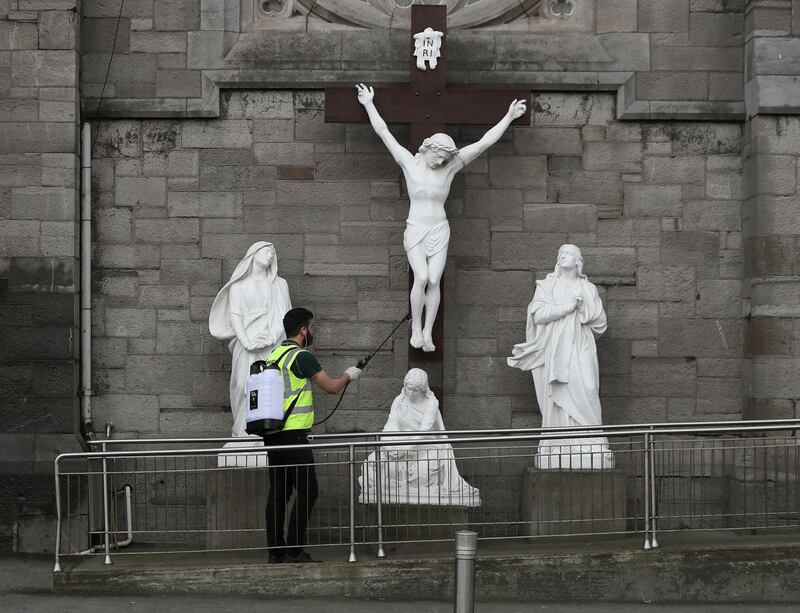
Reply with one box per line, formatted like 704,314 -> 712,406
345,366 -> 362,381
356,83 -> 375,106
507,98 -> 527,120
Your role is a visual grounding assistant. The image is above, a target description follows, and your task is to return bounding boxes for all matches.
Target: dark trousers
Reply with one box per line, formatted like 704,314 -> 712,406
263,429 -> 318,555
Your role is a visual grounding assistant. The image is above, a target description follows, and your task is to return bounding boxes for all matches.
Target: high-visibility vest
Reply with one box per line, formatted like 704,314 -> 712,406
267,344 -> 315,431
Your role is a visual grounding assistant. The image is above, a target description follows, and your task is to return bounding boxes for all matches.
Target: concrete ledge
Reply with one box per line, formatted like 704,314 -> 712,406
54,536 -> 800,603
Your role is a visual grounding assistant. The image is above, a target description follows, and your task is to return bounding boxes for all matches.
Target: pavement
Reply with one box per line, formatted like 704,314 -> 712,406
3,553 -> 800,612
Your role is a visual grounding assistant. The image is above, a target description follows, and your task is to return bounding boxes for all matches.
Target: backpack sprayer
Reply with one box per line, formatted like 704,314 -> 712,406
245,313 -> 411,433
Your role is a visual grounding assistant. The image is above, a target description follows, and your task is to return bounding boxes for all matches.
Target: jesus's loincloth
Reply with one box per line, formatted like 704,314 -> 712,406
403,220 -> 450,257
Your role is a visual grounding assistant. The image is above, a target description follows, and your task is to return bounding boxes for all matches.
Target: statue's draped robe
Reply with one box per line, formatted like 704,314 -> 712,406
209,242 -> 291,438
359,391 -> 480,506
508,273 -> 613,468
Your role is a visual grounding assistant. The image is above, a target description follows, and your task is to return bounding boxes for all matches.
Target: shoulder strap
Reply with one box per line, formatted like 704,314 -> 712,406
270,345 -> 298,367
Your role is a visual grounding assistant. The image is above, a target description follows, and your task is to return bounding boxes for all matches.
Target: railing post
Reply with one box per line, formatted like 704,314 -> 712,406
454,530 -> 478,613
102,441 -> 112,565
375,435 -> 385,558
53,458 -> 62,573
649,431 -> 659,548
348,444 -> 358,563
643,432 -> 651,550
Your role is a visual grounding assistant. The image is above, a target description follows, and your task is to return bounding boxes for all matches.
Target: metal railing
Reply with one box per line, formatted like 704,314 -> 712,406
53,419 -> 800,572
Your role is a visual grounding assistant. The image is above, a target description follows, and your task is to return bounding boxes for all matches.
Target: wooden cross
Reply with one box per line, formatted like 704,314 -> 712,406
324,5 -> 531,407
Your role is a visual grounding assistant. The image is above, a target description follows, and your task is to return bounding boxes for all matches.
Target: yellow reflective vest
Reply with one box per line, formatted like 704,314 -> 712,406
267,344 -> 315,431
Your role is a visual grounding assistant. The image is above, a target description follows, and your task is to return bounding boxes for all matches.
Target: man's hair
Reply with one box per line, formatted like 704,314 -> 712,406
283,307 -> 314,337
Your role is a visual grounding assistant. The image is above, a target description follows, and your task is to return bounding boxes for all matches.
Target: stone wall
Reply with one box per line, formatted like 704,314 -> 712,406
0,0 -> 82,550
90,89 -> 744,439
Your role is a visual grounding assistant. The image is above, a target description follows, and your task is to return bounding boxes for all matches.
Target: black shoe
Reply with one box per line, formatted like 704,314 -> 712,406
268,553 -> 285,564
283,550 -> 316,563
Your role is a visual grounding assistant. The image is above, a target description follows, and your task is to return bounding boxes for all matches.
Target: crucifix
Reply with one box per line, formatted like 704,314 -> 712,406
324,5 -> 531,406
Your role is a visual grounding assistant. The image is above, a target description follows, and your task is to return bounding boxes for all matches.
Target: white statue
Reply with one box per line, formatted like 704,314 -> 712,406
357,83 -> 526,352
413,27 -> 443,71
507,244 -> 614,470
358,368 -> 480,507
209,241 -> 292,440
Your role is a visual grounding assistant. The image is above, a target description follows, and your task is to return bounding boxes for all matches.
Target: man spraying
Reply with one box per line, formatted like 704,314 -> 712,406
263,307 -> 361,564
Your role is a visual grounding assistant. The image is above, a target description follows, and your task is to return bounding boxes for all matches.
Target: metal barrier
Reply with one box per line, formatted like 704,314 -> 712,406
53,420 -> 800,573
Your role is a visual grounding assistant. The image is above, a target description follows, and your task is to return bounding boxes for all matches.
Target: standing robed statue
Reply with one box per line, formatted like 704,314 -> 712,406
356,83 -> 526,352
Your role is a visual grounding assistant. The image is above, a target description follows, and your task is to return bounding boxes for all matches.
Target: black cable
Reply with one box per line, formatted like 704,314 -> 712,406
314,313 -> 411,427
91,0 -> 125,154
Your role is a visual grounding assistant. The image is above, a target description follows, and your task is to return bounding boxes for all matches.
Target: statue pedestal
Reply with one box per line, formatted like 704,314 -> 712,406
521,467 -> 627,536
206,466 -> 268,550
362,503 -> 470,541
217,440 -> 268,468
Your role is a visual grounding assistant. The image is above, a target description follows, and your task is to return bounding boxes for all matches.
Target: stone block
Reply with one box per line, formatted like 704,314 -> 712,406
105,307 -> 155,338
751,279 -> 800,316
638,0 -> 689,32
696,279 -> 742,317
744,196 -> 800,235
295,108 -> 345,142
651,46 -> 743,71
463,188 -> 523,220
597,0 -> 638,33
548,171 -> 622,204
304,245 -> 388,277
608,302 -> 658,339
187,30 -> 224,69
84,16 -> 131,53
253,142 -> 314,166
660,231 -> 720,265
637,71 -> 708,101
125,355 -> 197,394
160,259 -> 221,286
582,247 -> 637,284
533,93 -> 615,127
631,357 -> 697,397
142,151 -> 199,177
513,127 -> 582,156
449,218 -> 490,259
200,165 -> 275,191
96,270 -> 139,300
750,358 -> 800,398
0,323 -> 74,361
672,124 -> 742,155
222,91 -> 293,120
142,121 -> 178,151
521,468 -> 628,536
276,181 -> 370,207
38,10 -> 78,49
709,72 -> 743,102
12,50 -> 76,86
131,31 -> 186,54
93,121 -> 141,158
11,187 -> 74,220
523,203 -> 596,233
154,0 -> 199,30
40,221 -> 75,256
690,12 -> 743,46
683,200 -> 740,232
115,177 -> 166,206
83,52 -> 156,84
456,270 -> 532,306
624,184 -> 682,217
642,155 -> 705,185
659,318 -> 743,357
182,120 -> 252,149
456,356 -> 531,395
94,244 -> 160,270
92,394 -> 160,432
0,122 -> 76,154
490,232 -> 566,272
583,142 -> 643,172
156,321 -> 205,354
706,166 -> 743,200
637,265 -> 695,301
598,218 -> 660,246
755,155 -> 796,195
155,69 -> 201,98
253,119 -> 294,143
315,153 -> 398,181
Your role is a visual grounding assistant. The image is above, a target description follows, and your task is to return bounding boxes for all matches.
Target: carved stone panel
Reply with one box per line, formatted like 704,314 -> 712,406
241,0 -> 593,32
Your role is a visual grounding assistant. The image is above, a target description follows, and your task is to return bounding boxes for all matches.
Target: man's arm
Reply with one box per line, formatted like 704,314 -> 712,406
311,370 -> 352,395
457,99 -> 527,167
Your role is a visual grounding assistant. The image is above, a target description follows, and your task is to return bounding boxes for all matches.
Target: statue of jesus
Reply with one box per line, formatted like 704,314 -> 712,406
356,83 -> 527,352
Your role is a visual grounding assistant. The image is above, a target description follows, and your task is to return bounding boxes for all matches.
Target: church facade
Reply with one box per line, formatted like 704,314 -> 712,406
1,0 -> 799,550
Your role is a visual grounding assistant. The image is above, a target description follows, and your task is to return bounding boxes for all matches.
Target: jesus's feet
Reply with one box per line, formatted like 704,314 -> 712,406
422,332 -> 435,353
410,331 -> 424,349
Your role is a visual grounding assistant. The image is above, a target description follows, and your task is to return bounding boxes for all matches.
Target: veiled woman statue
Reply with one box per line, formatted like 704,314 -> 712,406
507,244 -> 614,469
357,83 -> 526,352
209,241 -> 292,438
359,368 -> 480,506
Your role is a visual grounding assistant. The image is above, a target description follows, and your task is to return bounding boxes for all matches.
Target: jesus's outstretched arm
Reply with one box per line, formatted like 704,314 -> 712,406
356,83 -> 415,169
457,99 -> 527,167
